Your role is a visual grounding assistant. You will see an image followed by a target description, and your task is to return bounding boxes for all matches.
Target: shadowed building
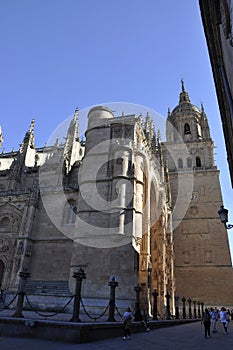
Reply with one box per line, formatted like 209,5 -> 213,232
199,0 -> 233,187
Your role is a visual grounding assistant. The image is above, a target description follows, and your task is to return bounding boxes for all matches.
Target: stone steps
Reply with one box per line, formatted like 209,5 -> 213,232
25,281 -> 72,296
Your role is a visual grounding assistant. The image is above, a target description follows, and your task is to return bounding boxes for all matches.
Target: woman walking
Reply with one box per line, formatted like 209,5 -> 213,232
219,307 -> 229,334
122,307 -> 133,340
202,308 -> 211,338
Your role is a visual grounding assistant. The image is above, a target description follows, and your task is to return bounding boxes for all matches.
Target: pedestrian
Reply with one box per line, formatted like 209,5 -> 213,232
219,307 -> 229,334
209,307 -> 218,333
141,309 -> 150,332
230,309 -> 233,321
122,307 -> 133,340
202,308 -> 211,338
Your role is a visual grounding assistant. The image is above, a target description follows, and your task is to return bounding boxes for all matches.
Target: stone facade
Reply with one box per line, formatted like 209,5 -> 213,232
164,82 -> 233,306
0,83 -> 233,316
0,105 -> 173,316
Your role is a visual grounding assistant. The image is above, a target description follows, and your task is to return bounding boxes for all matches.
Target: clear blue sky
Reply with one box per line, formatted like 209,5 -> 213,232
1,1 -> 233,258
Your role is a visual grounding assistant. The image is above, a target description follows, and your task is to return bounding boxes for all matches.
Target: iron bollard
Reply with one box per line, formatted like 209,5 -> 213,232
181,296 -> 186,319
152,288 -> 158,320
134,284 -> 142,321
201,302 -> 204,316
12,271 -> 30,318
197,301 -> 201,318
70,267 -> 86,322
188,298 -> 192,319
193,300 -> 197,318
107,276 -> 118,322
175,295 -> 179,319
165,293 -> 171,320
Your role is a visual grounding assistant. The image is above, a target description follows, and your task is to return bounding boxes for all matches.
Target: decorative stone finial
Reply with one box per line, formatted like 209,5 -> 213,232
0,125 -> 3,148
179,79 -> 190,103
181,78 -> 185,92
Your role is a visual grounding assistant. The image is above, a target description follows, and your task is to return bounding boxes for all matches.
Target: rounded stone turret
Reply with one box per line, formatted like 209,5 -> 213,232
87,106 -> 114,130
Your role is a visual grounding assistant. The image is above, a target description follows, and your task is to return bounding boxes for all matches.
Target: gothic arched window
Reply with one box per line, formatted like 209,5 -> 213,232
64,200 -> 77,225
187,157 -> 192,168
196,157 -> 201,167
184,123 -> 191,135
178,158 -> 183,169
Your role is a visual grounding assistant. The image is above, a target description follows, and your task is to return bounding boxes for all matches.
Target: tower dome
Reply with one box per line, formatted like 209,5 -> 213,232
172,80 -> 200,115
166,81 -> 211,143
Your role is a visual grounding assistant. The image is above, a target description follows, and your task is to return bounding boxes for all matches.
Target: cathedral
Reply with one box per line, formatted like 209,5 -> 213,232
0,82 -> 233,317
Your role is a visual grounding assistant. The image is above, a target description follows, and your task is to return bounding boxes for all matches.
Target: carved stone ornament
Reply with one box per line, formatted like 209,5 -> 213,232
112,125 -> 123,137
125,124 -> 133,137
0,238 -> 10,252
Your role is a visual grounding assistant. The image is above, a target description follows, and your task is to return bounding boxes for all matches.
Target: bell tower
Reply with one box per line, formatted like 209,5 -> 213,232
164,81 -> 233,306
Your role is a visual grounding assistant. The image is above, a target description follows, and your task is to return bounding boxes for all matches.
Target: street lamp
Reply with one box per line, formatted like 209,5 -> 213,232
218,205 -> 233,230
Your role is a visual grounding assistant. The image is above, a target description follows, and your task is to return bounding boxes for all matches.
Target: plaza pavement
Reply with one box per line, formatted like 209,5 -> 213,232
0,319 -> 232,350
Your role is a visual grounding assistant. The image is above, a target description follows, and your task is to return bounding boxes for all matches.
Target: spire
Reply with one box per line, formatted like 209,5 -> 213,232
0,125 -> 3,148
200,102 -> 211,140
167,107 -> 171,118
181,78 -> 185,92
20,119 -> 35,152
63,107 -> 80,174
9,120 -> 35,188
179,79 -> 191,104
30,119 -> 35,133
69,107 -> 79,141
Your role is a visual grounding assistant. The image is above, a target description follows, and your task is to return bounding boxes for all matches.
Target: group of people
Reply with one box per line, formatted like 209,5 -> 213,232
202,306 -> 233,337
122,305 -> 233,340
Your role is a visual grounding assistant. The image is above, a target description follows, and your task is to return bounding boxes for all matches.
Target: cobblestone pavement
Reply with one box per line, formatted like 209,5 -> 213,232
0,320 -> 233,350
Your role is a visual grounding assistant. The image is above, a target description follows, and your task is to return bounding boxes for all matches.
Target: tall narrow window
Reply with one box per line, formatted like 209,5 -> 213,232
184,123 -> 191,134
187,157 -> 192,168
64,200 -> 77,225
196,157 -> 201,167
178,158 -> 183,169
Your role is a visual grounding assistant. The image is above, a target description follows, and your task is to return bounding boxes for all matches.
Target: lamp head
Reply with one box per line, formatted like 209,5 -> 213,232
218,205 -> 228,224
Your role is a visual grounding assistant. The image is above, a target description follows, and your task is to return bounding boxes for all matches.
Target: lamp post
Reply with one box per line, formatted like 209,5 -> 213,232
218,205 -> 233,229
